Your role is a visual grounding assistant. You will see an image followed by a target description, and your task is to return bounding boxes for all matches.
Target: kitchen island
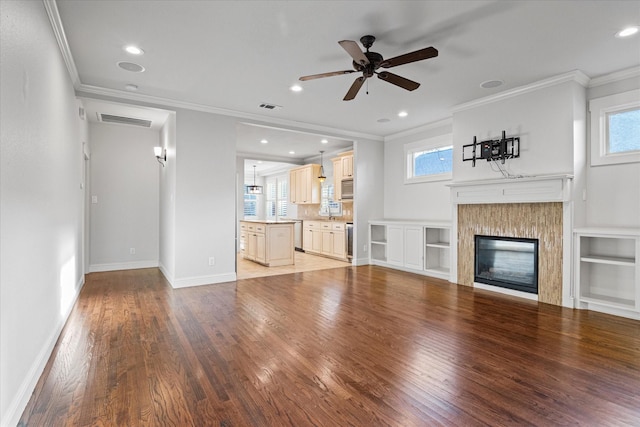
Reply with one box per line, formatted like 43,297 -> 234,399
240,220 -> 295,266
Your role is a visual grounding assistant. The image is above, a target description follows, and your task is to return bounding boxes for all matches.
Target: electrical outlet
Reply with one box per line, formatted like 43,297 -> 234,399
363,244 -> 368,252
130,248 -> 136,255
208,257 -> 215,266
91,196 -> 98,204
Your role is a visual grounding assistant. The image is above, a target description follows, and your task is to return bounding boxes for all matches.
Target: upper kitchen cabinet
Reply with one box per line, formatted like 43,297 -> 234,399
289,164 -> 321,204
332,151 -> 354,201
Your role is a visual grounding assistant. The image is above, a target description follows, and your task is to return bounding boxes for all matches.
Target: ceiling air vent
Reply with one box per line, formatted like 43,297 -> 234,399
259,103 -> 282,111
98,113 -> 152,128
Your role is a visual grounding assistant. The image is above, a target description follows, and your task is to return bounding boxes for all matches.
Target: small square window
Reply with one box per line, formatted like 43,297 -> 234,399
607,108 -> 640,154
590,89 -> 640,166
404,135 -> 453,183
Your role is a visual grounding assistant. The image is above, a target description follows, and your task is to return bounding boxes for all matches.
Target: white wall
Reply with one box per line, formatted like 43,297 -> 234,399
586,76 -> 640,228
383,121 -> 453,221
0,1 -> 85,424
89,123 -> 160,271
159,114 -> 177,280
172,109 -> 238,287
353,138 -> 385,265
452,79 -> 584,182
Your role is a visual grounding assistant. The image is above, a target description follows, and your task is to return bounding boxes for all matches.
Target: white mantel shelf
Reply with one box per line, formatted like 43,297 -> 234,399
448,174 -> 574,204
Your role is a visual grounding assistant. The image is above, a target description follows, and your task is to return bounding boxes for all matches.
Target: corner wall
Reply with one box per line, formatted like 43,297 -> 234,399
0,1 -> 86,424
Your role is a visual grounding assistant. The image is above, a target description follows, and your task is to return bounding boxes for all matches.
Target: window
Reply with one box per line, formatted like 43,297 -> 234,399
243,186 -> 257,218
265,175 -> 288,220
404,134 -> 453,183
590,89 -> 640,166
319,183 -> 341,217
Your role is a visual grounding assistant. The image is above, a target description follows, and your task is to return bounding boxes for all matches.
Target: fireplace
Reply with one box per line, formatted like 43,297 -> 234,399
474,235 -> 539,294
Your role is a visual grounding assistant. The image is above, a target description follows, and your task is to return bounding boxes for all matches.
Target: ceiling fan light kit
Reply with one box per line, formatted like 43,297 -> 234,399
300,35 -> 438,101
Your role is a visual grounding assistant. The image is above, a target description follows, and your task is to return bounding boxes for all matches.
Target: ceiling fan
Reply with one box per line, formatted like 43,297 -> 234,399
299,35 -> 438,101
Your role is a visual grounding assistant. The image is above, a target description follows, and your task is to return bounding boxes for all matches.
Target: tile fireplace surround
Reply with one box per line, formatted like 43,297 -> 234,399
450,175 -> 574,307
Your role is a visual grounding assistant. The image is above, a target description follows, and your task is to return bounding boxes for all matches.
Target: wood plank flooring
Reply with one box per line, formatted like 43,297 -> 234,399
20,266 -> 640,426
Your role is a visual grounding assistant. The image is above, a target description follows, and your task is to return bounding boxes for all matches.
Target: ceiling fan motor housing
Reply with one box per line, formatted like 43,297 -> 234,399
353,51 -> 383,76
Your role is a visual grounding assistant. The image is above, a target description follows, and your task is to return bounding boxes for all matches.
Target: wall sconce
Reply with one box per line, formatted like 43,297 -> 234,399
154,146 -> 166,166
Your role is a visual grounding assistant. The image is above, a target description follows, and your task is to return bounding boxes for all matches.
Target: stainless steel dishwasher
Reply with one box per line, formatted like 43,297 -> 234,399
346,222 -> 353,260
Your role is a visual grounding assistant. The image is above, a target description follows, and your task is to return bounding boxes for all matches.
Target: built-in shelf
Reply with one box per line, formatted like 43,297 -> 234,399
574,227 -> 640,319
370,220 -> 451,281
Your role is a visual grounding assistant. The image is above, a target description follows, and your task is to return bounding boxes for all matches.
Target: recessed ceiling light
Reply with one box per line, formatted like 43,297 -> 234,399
260,139 -> 268,144
398,111 -> 408,118
289,151 -> 295,154
290,84 -> 302,92
616,26 -> 639,38
124,45 -> 144,55
117,61 -> 145,73
480,79 -> 504,89
321,139 -> 328,144
257,160 -> 263,164
125,84 -> 138,91
377,118 -> 390,123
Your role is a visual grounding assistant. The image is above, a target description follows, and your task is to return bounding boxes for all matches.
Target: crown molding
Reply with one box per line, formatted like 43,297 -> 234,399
77,83 -> 383,142
384,117 -> 453,142
588,66 -> 640,88
452,70 -> 591,114
43,0 -> 80,88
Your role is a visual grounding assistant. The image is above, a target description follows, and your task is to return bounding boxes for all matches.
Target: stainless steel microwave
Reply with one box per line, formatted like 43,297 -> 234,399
341,178 -> 353,200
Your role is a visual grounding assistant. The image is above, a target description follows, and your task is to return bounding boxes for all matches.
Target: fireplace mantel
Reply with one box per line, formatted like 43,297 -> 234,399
449,174 -> 574,205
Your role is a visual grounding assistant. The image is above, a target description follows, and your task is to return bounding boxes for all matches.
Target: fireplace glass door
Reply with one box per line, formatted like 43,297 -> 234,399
474,235 -> 539,294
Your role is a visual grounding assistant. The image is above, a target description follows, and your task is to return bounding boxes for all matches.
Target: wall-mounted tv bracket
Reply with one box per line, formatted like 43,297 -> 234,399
462,130 -> 520,166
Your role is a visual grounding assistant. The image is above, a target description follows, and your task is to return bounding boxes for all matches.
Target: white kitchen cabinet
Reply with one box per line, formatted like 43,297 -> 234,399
574,228 -> 640,319
303,220 -> 347,261
331,151 -> 354,201
369,220 -> 451,280
290,164 -> 321,204
240,221 -> 294,266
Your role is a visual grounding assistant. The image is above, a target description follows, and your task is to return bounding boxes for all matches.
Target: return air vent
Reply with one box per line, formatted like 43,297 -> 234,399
259,103 -> 282,111
98,113 -> 152,128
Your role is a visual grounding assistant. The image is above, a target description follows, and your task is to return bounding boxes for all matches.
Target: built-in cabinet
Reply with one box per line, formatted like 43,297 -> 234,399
303,220 -> 347,260
290,164 -> 321,204
574,228 -> 640,319
370,220 -> 451,280
240,221 -> 295,266
331,151 -> 353,201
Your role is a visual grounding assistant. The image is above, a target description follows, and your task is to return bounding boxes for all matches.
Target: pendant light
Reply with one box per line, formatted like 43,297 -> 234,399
318,150 -> 326,183
247,165 -> 263,194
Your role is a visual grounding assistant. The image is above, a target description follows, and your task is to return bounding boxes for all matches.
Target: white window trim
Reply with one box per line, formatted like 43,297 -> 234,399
589,89 -> 640,167
404,134 -> 453,184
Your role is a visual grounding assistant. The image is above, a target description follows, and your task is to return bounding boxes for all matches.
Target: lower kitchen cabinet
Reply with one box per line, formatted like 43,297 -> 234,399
369,220 -> 451,281
303,220 -> 348,261
240,221 -> 294,266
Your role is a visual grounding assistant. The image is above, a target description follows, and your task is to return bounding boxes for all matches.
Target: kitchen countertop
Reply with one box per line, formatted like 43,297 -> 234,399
240,220 -> 297,224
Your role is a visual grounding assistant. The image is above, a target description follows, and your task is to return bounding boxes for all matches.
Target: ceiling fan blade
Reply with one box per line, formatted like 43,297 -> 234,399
377,71 -> 420,91
338,40 -> 370,65
299,70 -> 356,81
381,46 -> 438,68
344,76 -> 366,101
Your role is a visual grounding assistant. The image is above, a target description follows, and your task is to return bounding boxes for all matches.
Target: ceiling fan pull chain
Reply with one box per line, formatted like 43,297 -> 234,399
366,78 -> 369,95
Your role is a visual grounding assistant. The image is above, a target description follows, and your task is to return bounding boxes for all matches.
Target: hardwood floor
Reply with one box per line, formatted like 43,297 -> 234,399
20,266 -> 640,426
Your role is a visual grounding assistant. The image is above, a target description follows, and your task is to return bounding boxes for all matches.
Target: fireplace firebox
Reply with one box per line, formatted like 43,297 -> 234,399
474,235 -> 539,294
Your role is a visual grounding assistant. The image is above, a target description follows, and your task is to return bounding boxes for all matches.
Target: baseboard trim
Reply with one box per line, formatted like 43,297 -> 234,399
2,274 -> 85,427
171,272 -> 237,289
89,260 -> 158,273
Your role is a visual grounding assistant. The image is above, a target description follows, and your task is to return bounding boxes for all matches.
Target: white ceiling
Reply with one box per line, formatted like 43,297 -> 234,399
55,0 -> 640,169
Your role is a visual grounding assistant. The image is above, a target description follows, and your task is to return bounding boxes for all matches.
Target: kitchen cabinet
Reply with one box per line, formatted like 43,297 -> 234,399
240,221 -> 294,266
574,227 -> 639,320
289,164 -> 321,204
303,220 -> 347,261
369,220 -> 451,280
331,151 -> 354,201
